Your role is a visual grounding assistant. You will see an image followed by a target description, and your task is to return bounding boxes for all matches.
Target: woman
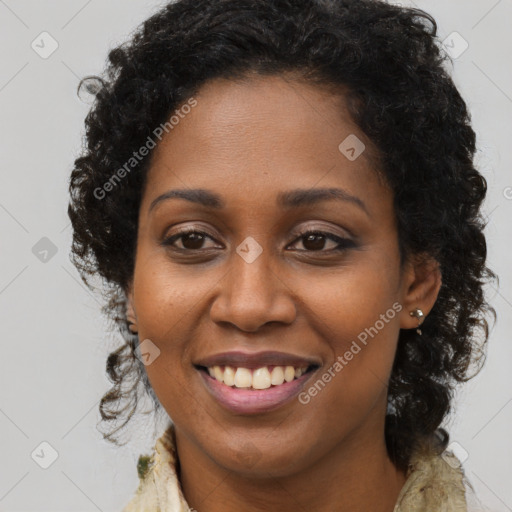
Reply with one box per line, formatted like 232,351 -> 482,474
68,0 -> 496,510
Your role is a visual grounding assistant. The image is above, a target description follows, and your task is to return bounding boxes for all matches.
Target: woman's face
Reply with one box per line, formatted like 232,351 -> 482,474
127,74 -> 436,477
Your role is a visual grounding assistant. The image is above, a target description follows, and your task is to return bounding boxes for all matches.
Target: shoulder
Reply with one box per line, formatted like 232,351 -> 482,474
122,425 -> 191,512
394,439 -> 488,512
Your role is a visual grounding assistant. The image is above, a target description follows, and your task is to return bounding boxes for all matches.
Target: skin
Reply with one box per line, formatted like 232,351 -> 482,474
126,74 -> 442,512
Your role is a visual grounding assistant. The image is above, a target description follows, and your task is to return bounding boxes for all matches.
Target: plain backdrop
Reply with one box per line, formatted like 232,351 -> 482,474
0,1 -> 511,510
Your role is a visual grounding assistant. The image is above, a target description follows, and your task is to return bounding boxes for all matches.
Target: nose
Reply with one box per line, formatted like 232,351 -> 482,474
209,246 -> 297,332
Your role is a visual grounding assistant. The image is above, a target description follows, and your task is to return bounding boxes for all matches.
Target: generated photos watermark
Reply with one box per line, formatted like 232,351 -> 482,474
298,301 -> 403,405
93,97 -> 198,200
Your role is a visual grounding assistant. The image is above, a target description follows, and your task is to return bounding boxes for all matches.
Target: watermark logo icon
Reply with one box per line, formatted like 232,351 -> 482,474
236,236 -> 263,264
338,134 -> 366,161
135,339 -> 161,366
442,32 -> 469,59
31,32 -> 59,59
31,441 -> 59,469
441,441 -> 469,469
32,237 -> 58,263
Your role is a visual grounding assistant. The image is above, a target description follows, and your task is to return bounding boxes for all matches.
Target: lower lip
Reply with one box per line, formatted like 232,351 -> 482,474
197,368 -> 316,414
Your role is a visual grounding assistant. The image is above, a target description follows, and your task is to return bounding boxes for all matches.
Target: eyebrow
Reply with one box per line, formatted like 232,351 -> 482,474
148,187 -> 369,216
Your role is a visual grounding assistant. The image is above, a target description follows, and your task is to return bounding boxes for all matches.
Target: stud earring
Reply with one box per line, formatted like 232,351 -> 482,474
409,308 -> 425,335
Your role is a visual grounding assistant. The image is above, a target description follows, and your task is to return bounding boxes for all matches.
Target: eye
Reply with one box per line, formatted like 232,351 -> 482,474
162,228 -> 221,251
288,230 -> 354,252
161,227 -> 355,253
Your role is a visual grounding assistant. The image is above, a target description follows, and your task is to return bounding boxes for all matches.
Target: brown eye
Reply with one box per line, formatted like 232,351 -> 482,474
302,233 -> 329,251
162,229 -> 220,251
178,232 -> 207,250
289,230 -> 355,252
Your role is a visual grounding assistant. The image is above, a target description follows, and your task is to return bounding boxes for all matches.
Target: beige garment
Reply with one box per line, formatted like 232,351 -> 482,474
122,424 -> 482,512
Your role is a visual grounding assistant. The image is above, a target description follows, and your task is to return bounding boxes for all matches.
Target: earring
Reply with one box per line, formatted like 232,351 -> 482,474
409,308 -> 425,335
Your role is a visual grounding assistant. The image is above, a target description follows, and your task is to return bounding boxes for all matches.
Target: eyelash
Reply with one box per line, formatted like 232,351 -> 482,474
161,227 -> 354,253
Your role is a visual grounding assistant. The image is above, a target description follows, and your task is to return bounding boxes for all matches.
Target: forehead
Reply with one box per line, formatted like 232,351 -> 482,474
141,75 -> 389,215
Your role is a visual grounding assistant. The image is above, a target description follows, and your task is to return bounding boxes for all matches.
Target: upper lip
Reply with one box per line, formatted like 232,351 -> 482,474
194,350 -> 322,370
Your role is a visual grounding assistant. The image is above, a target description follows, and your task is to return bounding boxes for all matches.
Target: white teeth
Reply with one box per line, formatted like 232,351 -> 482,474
206,364 -> 309,389
252,367 -> 271,389
270,366 -> 284,385
284,366 -> 295,382
214,365 -> 224,382
223,366 -> 235,386
234,367 -> 252,388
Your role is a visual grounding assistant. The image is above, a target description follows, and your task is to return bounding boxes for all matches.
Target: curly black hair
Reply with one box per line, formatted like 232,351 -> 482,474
68,0 -> 497,472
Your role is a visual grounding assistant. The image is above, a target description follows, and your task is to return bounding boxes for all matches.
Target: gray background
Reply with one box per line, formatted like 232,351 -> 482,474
0,0 -> 511,510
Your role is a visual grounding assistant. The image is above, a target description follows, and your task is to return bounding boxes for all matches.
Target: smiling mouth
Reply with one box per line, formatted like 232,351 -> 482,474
196,364 -> 319,390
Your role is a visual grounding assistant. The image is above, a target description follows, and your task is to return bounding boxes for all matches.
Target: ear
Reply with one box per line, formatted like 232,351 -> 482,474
399,253 -> 442,331
126,281 -> 138,334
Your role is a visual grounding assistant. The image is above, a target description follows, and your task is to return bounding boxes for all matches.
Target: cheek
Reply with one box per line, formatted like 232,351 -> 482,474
298,259 -> 402,410
318,279 -> 401,354
130,259 -> 210,392
132,256 -> 214,337
306,252 -> 402,345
